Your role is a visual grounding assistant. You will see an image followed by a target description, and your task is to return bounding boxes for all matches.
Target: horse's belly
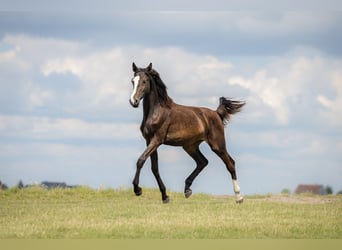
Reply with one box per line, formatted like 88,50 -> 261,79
164,124 -> 206,146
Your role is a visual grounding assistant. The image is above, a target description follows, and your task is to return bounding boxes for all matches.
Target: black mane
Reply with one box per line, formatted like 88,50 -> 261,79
147,69 -> 173,108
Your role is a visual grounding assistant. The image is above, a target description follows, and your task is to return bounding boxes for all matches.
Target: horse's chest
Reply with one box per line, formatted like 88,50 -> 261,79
141,115 -> 166,139
142,124 -> 154,138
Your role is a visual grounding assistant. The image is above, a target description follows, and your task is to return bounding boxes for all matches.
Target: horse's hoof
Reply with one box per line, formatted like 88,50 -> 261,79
235,196 -> 244,204
134,186 -> 142,196
162,196 -> 170,204
184,189 -> 192,198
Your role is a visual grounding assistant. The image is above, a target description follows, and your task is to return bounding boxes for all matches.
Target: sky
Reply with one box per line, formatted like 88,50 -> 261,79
0,1 -> 342,195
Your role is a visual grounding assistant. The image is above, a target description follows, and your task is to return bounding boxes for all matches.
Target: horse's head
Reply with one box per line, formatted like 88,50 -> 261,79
129,62 -> 153,108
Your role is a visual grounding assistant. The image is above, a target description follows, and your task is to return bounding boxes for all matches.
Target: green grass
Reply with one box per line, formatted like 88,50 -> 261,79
0,186 -> 341,238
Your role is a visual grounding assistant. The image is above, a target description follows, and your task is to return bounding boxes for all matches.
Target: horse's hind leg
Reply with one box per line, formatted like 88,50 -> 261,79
209,139 -> 243,203
150,150 -> 169,203
183,145 -> 208,198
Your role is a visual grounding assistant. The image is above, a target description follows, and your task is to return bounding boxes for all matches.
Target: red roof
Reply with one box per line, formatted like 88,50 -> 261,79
295,184 -> 325,195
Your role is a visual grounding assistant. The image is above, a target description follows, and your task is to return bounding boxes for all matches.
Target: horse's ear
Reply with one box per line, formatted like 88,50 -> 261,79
132,62 -> 138,72
146,63 -> 152,72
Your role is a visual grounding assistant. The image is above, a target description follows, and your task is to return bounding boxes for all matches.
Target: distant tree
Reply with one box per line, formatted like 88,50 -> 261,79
337,190 -> 342,195
325,186 -> 333,195
0,181 -> 8,190
17,180 -> 24,189
281,188 -> 291,195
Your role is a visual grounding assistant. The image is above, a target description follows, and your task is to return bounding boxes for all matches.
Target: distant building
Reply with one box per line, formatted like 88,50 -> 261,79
41,181 -> 67,189
295,184 -> 325,195
38,181 -> 78,189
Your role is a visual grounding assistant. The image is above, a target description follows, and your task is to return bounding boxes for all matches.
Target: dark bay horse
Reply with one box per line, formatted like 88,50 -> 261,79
129,62 -> 245,203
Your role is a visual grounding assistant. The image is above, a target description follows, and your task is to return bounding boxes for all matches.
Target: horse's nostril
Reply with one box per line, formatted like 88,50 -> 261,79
129,99 -> 139,108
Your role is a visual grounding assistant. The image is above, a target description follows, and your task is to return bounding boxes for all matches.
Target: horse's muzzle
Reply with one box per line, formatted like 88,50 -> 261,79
129,99 -> 139,108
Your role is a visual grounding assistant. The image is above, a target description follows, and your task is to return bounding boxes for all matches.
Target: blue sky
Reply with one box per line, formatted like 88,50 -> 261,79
1,1 -> 342,195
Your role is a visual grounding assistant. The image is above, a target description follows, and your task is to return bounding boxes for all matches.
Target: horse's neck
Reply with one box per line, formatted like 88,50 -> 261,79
142,90 -> 160,122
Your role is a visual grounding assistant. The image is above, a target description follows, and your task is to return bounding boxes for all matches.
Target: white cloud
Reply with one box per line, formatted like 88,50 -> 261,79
26,82 -> 54,109
316,69 -> 342,126
317,95 -> 333,108
229,70 -> 289,124
0,114 -> 140,140
0,35 -> 85,112
42,47 -> 130,109
228,53 -> 342,126
3,35 -> 82,63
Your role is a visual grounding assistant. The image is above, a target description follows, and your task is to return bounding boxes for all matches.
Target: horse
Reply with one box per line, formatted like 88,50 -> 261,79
129,62 -> 245,204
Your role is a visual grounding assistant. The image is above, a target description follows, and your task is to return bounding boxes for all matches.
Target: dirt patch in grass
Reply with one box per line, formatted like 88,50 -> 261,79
257,195 -> 337,204
211,194 -> 338,204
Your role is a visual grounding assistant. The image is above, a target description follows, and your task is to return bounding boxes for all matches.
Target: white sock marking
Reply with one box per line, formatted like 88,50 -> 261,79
233,180 -> 243,202
233,180 -> 240,194
130,75 -> 140,104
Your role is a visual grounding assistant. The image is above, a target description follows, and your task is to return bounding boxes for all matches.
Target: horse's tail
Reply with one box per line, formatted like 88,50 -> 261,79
216,97 -> 245,124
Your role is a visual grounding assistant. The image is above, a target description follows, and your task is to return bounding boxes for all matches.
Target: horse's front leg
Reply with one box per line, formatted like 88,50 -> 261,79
132,139 -> 160,197
150,150 -> 169,203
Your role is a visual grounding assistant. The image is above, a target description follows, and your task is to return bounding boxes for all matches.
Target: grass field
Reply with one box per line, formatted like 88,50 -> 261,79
0,186 -> 341,238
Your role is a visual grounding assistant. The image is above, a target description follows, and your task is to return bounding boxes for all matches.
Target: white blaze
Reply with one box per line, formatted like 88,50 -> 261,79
130,75 -> 140,104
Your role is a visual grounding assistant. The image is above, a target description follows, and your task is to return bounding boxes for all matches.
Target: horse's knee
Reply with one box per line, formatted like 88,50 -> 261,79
229,155 -> 235,166
137,157 -> 145,169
